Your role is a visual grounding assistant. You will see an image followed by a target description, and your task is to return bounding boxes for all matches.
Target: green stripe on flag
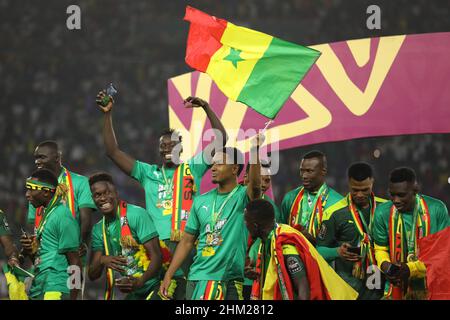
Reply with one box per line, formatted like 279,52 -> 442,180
237,37 -> 321,119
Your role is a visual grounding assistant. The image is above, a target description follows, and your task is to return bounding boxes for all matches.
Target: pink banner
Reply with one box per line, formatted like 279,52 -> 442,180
168,32 -> 450,155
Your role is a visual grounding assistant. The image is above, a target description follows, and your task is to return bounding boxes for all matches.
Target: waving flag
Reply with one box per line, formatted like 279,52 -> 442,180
418,226 -> 450,300
184,6 -> 320,119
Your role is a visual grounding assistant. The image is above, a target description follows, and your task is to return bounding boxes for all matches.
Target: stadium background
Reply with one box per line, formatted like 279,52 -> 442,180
1,0 -> 449,299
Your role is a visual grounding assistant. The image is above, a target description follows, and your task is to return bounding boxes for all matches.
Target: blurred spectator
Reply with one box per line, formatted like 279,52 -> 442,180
0,0 -> 449,299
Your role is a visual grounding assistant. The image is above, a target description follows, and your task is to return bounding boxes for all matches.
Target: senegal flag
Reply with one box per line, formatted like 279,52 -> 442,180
184,6 -> 321,119
254,224 -> 358,300
2,264 -> 33,300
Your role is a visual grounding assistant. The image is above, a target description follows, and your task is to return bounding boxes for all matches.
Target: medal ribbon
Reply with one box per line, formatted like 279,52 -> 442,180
210,185 -> 240,229
60,167 -> 76,218
289,184 -> 329,238
102,202 -> 127,300
387,194 -> 430,299
348,193 -> 377,278
35,194 -> 60,239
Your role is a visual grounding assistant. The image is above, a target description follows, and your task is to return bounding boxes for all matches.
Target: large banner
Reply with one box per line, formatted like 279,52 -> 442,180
168,32 -> 450,160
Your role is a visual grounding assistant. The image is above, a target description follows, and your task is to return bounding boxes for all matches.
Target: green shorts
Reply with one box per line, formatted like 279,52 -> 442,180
186,279 -> 244,300
146,277 -> 187,300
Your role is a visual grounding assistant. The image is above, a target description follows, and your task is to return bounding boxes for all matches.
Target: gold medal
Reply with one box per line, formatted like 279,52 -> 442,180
407,253 -> 418,262
202,246 -> 215,257
163,200 -> 173,210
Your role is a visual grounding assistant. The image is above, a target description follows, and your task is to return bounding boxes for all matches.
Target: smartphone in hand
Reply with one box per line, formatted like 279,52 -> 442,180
347,246 -> 361,255
386,263 -> 401,277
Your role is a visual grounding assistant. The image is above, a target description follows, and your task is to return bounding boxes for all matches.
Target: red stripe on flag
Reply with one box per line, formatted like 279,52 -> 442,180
184,6 -> 227,72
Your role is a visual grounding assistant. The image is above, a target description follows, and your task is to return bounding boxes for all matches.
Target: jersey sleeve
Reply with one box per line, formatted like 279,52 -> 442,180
129,207 -> 158,244
184,200 -> 200,236
373,206 -> 389,247
282,244 -> 308,295
435,201 -> 450,232
77,176 -> 96,209
131,160 -> 154,184
187,151 -> 210,191
91,223 -> 104,253
27,203 -> 36,225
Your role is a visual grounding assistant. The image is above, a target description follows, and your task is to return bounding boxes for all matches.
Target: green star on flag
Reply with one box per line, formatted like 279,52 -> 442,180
224,48 -> 244,68
184,6 -> 321,119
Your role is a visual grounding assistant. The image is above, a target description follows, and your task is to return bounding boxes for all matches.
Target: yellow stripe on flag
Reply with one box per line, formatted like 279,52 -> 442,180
207,22 -> 273,100
262,225 -> 358,300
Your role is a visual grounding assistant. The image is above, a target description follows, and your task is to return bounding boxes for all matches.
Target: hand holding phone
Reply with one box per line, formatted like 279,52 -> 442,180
385,263 -> 401,278
347,246 -> 361,255
338,243 -> 361,262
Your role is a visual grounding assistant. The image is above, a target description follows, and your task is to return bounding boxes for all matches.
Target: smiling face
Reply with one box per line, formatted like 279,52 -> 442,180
34,146 -> 60,173
211,152 -> 239,185
388,181 -> 417,213
300,158 -> 326,192
349,177 -> 374,208
159,134 -> 182,166
90,181 -> 119,216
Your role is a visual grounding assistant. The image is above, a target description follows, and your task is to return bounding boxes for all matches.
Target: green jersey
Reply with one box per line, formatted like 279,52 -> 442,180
185,184 -> 249,281
317,196 -> 387,299
373,195 -> 449,248
91,203 -> 160,297
0,209 -> 11,237
280,184 -> 343,226
373,195 -> 449,294
131,151 -> 210,241
28,169 -> 96,225
29,202 -> 80,298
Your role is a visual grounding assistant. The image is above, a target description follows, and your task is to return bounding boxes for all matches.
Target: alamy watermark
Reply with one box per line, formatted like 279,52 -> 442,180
66,5 -> 81,30
367,5 -> 381,30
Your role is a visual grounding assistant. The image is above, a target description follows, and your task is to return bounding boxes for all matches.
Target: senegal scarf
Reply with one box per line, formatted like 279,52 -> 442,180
102,201 -> 172,300
59,167 -> 76,217
251,224 -> 358,300
33,167 -> 76,228
288,184 -> 329,238
2,264 -> 34,300
387,194 -> 430,300
31,182 -> 67,238
348,193 -> 378,279
170,163 -> 196,241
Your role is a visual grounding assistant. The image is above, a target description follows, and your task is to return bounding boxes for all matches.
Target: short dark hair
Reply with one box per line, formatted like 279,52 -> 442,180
217,147 -> 244,176
302,150 -> 327,169
37,140 -> 60,153
30,169 -> 58,188
89,172 -> 115,187
389,167 -> 416,184
160,128 -> 182,143
348,162 -> 373,181
245,199 -> 274,222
